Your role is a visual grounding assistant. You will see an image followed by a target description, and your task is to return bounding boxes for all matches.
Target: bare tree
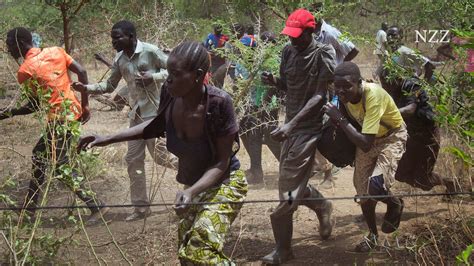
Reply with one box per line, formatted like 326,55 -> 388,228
45,0 -> 89,53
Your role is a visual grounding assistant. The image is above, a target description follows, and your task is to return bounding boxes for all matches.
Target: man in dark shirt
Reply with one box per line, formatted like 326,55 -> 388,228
261,9 -> 336,264
380,73 -> 456,194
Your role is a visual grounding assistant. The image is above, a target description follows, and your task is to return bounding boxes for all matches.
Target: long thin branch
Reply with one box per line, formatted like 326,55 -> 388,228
77,209 -> 102,265
0,147 -> 27,158
100,215 -> 133,265
72,0 -> 88,16
1,231 -> 18,264
259,0 -> 285,20
20,175 -> 53,266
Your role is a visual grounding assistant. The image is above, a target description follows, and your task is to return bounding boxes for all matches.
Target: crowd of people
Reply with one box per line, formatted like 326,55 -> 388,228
1,6 -> 465,265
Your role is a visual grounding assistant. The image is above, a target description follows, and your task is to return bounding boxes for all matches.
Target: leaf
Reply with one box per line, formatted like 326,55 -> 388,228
462,130 -> 474,138
443,146 -> 473,166
456,244 -> 473,265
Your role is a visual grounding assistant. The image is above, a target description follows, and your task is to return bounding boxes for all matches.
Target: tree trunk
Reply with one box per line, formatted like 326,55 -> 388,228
60,3 -> 70,53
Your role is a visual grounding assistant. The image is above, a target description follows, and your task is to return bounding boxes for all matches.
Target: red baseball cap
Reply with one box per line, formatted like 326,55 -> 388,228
281,9 -> 316,38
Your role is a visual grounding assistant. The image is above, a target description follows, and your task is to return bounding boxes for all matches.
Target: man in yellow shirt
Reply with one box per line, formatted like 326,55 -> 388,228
323,62 -> 407,252
344,81 -> 403,138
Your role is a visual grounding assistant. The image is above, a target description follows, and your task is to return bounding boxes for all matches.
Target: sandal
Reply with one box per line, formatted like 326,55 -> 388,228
354,234 -> 378,252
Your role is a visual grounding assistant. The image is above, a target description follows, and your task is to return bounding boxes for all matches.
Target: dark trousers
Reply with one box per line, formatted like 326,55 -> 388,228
26,129 -> 100,213
240,107 -> 281,171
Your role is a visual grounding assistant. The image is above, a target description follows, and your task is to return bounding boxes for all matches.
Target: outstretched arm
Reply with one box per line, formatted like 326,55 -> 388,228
72,60 -> 122,95
77,118 -> 153,151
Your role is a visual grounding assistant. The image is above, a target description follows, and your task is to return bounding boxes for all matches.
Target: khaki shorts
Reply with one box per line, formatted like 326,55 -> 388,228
353,125 -> 408,196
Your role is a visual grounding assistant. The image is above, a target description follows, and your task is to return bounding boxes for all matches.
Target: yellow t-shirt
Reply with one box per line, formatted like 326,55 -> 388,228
344,81 -> 403,138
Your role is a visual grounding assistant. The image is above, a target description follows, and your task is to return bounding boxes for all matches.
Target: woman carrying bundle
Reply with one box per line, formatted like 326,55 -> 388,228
380,71 -> 456,194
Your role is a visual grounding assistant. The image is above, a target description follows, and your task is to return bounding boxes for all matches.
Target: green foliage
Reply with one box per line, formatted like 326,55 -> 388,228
77,150 -> 105,181
456,244 -> 473,266
216,30 -> 286,112
0,77 -> 102,264
0,177 -> 16,205
431,69 -> 473,166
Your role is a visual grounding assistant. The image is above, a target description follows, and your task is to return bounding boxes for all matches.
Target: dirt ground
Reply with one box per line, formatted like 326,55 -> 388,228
0,95 -> 472,265
0,62 -> 472,265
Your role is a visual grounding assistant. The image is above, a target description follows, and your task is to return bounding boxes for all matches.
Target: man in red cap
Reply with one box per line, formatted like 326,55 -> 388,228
261,8 -> 337,264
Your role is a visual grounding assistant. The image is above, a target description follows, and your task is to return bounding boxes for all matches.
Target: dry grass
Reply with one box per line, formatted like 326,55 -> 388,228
396,209 -> 473,264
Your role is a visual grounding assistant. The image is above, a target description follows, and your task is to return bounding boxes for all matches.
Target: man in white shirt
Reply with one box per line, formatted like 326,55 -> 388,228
74,20 -> 177,221
375,22 -> 388,56
373,22 -> 388,78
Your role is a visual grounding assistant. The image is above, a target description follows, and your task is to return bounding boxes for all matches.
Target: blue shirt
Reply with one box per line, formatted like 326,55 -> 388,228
203,33 -> 228,50
240,34 -> 257,47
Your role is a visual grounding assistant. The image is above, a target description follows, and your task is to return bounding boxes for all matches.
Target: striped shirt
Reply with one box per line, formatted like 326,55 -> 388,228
279,39 -> 336,133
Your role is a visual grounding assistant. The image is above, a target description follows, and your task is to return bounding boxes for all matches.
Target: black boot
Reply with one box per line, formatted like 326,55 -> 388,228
302,185 -> 334,239
381,197 -> 404,233
262,214 -> 295,264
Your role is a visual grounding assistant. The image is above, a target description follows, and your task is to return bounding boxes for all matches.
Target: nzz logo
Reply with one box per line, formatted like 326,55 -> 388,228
415,30 -> 450,43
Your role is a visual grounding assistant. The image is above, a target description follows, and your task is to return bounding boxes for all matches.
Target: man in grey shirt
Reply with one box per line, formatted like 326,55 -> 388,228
73,20 -> 176,221
314,18 -> 359,65
386,26 -> 438,82
261,9 -> 335,264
